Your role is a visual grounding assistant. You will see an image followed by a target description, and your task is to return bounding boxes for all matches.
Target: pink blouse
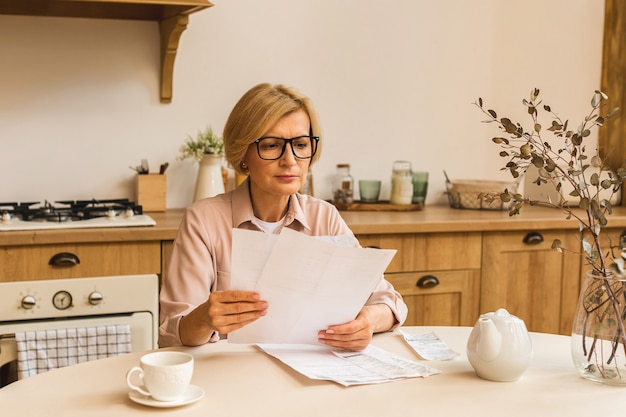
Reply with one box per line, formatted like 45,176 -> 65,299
159,180 -> 408,347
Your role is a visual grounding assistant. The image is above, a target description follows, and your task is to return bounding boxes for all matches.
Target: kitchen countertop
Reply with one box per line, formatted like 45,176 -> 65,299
2,205 -> 626,247
0,210 -> 185,247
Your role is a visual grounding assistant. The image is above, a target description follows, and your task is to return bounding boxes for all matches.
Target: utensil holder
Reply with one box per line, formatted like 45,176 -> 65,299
136,174 -> 166,212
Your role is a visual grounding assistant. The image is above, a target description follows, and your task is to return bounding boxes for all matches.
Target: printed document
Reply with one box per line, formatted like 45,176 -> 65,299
229,228 -> 396,345
257,343 -> 440,386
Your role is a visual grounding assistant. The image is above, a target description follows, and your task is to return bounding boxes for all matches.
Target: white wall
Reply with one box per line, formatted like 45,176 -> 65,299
0,0 -> 605,208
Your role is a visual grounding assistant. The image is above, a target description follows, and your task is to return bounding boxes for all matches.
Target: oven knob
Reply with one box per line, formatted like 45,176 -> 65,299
88,291 -> 104,305
21,295 -> 37,309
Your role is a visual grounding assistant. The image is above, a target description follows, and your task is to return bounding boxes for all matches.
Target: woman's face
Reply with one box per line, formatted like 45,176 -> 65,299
245,109 -> 311,199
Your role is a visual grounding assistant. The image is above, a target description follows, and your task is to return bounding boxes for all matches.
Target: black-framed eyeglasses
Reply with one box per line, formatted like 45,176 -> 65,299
253,135 -> 319,161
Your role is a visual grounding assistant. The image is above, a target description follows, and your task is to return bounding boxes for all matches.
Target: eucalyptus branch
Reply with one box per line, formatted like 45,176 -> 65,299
474,88 -> 624,277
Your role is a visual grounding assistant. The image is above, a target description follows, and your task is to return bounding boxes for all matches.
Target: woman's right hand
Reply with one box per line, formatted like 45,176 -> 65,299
180,290 -> 268,346
206,290 -> 269,334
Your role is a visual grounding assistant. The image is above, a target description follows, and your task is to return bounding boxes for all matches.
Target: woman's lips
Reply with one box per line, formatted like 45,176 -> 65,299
276,175 -> 299,181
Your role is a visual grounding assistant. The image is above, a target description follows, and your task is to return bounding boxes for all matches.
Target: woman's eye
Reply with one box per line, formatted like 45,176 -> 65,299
261,141 -> 280,150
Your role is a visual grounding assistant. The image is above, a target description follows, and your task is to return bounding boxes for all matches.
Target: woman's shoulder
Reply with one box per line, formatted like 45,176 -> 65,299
183,192 -> 234,220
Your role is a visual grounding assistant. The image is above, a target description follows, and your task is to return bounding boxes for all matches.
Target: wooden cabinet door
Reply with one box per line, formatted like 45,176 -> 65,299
482,230 -> 581,335
386,270 -> 480,326
358,233 -> 482,326
357,232 -> 482,273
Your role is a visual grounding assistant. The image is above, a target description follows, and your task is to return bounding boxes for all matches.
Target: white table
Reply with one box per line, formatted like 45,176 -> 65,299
0,326 -> 621,416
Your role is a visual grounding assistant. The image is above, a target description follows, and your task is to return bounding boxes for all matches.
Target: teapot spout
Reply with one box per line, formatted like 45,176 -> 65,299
476,317 -> 502,361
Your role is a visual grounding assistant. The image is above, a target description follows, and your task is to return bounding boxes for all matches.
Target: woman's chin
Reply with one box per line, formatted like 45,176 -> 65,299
275,182 -> 302,195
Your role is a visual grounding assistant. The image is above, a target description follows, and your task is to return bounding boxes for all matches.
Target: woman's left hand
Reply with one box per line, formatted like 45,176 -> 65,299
317,304 -> 394,351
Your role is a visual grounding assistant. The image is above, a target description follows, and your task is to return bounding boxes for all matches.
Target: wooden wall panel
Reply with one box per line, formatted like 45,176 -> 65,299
600,0 -> 626,205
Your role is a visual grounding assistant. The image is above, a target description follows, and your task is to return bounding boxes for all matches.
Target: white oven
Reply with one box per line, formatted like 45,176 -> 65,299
0,274 -> 158,387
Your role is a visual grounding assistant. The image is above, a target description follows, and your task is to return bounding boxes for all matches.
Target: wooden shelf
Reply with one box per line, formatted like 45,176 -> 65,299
328,200 -> 423,212
0,0 -> 213,103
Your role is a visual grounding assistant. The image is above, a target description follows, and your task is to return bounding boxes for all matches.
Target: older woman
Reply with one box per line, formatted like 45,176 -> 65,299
159,83 -> 407,351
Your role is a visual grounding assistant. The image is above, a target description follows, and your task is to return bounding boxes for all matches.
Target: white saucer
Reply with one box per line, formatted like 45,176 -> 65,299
128,385 -> 204,408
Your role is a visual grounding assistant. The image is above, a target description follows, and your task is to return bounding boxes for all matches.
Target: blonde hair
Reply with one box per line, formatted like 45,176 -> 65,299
223,83 -> 322,174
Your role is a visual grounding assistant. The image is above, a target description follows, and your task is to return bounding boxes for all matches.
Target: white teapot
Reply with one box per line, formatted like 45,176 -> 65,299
466,308 -> 533,382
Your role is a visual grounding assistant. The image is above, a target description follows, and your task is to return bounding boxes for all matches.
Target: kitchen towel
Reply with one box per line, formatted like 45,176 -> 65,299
15,325 -> 131,379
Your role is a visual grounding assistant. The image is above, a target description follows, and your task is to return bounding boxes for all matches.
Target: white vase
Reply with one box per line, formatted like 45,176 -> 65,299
193,155 -> 225,202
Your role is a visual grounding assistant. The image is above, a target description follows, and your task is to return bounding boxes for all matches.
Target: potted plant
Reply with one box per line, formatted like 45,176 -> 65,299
179,126 -> 224,162
179,126 -> 225,201
475,88 -> 626,384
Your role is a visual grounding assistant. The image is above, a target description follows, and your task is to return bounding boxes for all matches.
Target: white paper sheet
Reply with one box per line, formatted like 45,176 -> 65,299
400,331 -> 460,361
257,344 -> 440,386
229,228 -> 396,345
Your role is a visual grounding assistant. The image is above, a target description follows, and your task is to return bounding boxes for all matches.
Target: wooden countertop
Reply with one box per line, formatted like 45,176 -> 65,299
2,205 -> 626,247
342,204 -> 626,234
0,210 -> 185,247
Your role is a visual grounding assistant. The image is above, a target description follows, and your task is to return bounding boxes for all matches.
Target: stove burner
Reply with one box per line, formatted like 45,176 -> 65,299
0,199 -> 144,223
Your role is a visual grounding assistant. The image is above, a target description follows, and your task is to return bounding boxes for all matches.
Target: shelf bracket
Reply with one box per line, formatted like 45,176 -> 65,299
159,14 -> 189,104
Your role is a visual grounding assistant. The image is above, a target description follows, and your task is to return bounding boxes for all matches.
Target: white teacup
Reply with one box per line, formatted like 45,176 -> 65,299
126,351 -> 194,402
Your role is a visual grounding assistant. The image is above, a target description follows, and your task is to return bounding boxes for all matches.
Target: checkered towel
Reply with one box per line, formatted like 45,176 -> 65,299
15,325 -> 131,380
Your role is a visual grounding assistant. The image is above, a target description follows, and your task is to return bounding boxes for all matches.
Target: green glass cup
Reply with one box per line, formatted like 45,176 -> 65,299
359,180 -> 381,203
412,172 -> 429,204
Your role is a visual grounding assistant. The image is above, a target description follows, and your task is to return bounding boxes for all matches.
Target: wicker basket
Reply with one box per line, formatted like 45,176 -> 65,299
445,179 -> 518,210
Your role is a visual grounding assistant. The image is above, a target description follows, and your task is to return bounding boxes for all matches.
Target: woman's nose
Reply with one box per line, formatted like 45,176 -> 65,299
279,143 -> 298,165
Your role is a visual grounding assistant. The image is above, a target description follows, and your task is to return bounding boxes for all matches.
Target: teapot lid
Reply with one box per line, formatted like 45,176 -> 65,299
480,308 -> 522,322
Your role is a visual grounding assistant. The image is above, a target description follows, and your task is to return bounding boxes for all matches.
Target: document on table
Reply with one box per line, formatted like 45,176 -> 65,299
257,344 -> 440,386
400,331 -> 460,361
228,228 -> 397,345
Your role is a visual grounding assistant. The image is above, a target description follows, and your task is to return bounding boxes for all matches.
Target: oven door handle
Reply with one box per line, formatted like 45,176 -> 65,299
49,252 -> 81,267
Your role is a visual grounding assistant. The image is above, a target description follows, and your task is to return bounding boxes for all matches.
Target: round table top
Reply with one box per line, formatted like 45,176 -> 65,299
0,326 -> 621,416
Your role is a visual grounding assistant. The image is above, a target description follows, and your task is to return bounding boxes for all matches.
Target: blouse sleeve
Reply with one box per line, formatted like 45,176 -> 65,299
158,207 -> 218,347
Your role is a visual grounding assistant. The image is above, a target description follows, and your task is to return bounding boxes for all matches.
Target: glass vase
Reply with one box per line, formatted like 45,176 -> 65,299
571,270 -> 626,385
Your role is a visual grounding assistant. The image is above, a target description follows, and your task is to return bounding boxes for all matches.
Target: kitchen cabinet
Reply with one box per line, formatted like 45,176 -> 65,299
481,230 -> 582,334
357,232 -> 481,327
0,242 -> 161,281
0,0 -> 213,103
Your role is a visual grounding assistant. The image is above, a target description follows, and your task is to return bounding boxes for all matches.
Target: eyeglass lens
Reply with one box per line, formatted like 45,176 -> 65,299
256,136 -> 317,160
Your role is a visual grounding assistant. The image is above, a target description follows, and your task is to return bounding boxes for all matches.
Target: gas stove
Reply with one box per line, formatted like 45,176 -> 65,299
0,199 -> 156,231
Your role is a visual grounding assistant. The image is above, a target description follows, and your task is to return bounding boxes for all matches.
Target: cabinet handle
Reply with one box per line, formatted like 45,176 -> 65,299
49,252 -> 81,267
416,275 -> 439,288
522,231 -> 544,245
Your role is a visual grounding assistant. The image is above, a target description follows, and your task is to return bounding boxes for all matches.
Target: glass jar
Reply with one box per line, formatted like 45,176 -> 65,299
332,163 -> 354,204
390,160 -> 413,204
